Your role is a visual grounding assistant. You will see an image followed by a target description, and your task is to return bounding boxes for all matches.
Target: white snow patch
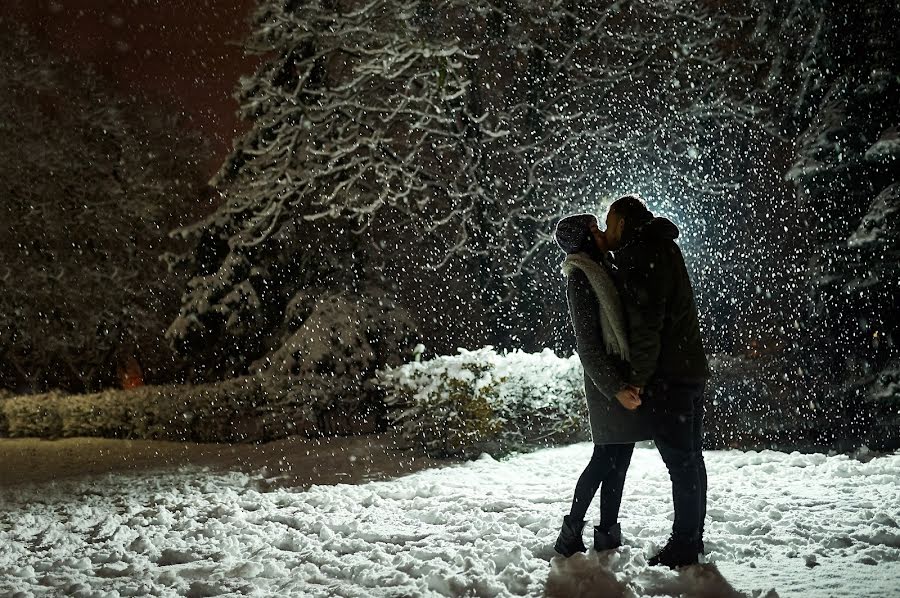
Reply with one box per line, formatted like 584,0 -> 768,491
1,445 -> 898,597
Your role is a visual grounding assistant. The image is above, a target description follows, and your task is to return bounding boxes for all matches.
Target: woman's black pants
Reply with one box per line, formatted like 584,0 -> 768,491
568,442 -> 635,528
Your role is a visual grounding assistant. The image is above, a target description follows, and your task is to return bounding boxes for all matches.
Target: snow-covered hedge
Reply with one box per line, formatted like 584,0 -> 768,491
0,387 -> 15,436
0,375 -> 382,442
377,346 -> 899,457
1,381 -> 265,442
377,347 -> 589,457
703,352 -> 900,451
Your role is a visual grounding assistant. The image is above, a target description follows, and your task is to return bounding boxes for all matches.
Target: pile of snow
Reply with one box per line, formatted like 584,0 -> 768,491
378,347 -> 586,456
2,444 -> 898,597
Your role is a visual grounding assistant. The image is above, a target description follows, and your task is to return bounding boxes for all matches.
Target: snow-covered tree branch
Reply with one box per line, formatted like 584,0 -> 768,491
169,0 -> 774,376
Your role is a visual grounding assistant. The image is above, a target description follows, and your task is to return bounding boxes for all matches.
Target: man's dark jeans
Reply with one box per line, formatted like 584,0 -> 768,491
646,380 -> 707,540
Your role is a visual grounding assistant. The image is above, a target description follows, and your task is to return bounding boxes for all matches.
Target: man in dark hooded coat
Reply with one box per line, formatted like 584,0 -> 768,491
604,194 -> 710,568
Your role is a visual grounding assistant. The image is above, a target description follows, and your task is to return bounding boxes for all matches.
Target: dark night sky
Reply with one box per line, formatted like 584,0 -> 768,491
5,0 -> 261,176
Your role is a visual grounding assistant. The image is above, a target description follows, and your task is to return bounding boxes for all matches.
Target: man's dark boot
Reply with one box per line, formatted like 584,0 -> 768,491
648,534 -> 700,568
554,515 -> 586,557
593,523 -> 622,551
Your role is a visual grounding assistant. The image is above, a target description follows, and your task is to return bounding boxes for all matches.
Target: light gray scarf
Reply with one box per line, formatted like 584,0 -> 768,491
561,252 -> 630,361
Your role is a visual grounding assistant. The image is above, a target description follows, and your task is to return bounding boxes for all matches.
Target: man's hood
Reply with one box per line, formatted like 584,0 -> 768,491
640,217 -> 679,241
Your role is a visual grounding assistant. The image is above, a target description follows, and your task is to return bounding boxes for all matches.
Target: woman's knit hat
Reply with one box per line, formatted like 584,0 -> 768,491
555,213 -> 596,253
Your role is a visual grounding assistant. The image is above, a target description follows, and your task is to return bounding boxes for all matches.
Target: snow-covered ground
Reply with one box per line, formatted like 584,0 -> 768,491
1,444 -> 898,598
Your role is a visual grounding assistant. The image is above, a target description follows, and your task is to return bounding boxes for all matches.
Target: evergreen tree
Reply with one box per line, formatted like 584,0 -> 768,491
760,0 -> 899,443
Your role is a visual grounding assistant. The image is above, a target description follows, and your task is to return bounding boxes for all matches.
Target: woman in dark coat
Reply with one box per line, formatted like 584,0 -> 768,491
553,213 -> 651,557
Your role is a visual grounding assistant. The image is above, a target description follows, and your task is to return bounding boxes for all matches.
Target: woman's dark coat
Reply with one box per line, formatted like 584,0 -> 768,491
565,255 -> 652,444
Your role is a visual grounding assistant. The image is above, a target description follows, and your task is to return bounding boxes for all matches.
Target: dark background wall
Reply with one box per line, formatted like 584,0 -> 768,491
3,0 -> 259,177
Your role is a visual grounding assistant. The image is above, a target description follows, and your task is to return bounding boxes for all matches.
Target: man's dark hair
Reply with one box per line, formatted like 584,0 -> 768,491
609,194 -> 653,226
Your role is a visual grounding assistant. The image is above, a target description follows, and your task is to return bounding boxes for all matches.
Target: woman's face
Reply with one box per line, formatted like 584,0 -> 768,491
588,217 -> 608,252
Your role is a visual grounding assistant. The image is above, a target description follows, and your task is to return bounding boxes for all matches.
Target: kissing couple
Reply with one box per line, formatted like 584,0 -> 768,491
553,195 -> 710,568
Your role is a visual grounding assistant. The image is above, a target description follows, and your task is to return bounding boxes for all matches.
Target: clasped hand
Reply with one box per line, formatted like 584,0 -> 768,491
615,385 -> 643,410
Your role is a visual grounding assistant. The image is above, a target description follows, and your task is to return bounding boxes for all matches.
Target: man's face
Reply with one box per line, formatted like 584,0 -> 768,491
605,209 -> 624,250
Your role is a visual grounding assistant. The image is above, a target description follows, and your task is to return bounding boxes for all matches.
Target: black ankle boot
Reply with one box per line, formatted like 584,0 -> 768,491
593,522 -> 622,551
648,534 -> 700,568
554,515 -> 586,557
